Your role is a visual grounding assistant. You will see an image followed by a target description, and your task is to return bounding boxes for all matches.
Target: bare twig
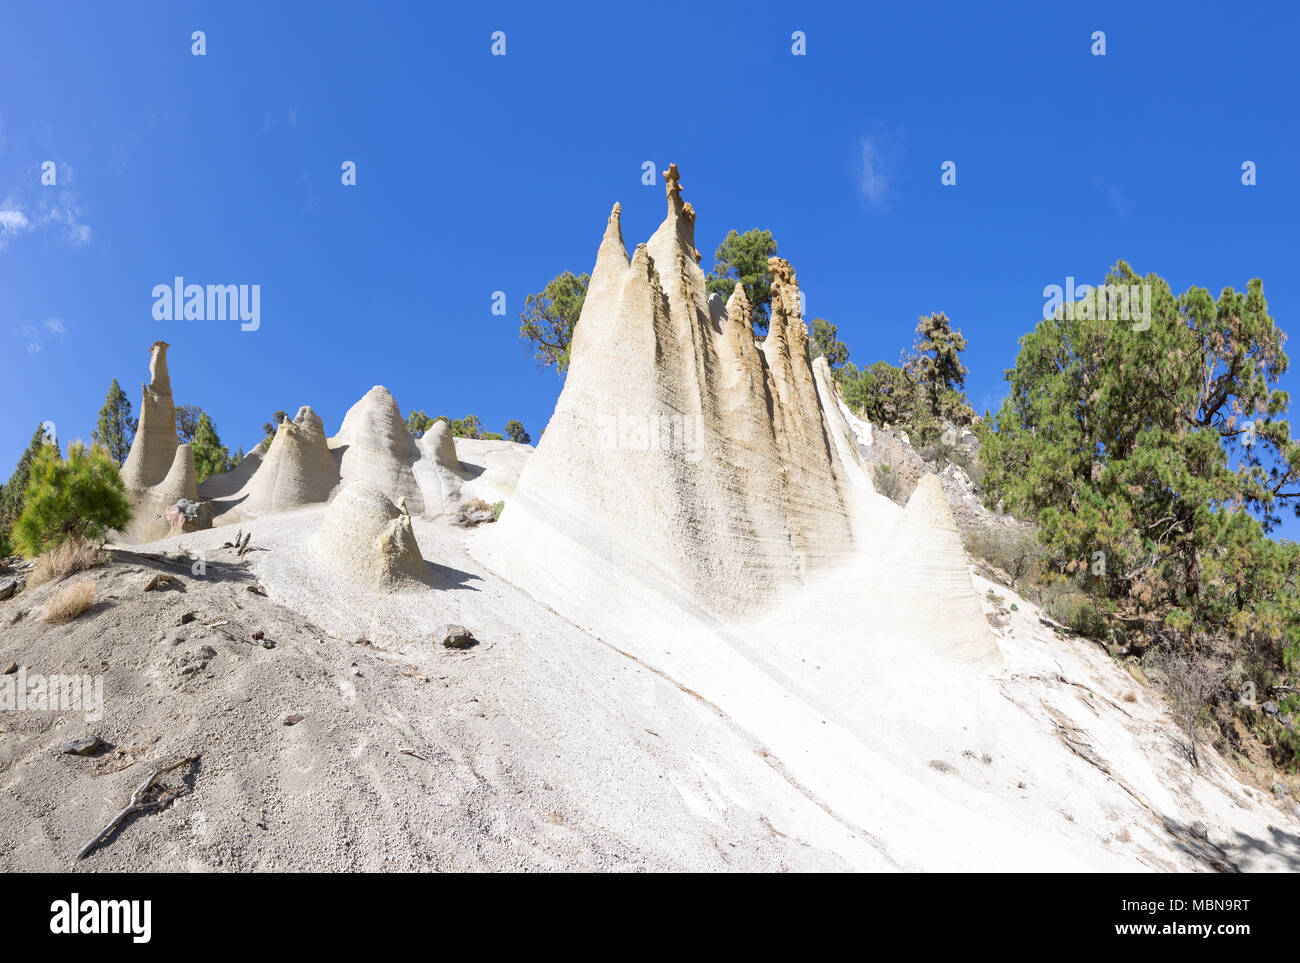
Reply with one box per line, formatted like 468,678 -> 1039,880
76,753 -> 200,860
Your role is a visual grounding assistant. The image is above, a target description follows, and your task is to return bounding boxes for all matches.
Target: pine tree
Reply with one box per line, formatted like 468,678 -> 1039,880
447,415 -> 485,439
981,263 -> 1300,646
1,424 -> 58,532
406,410 -> 435,436
175,404 -> 203,443
810,319 -> 849,370
705,229 -> 779,335
13,442 -> 131,556
91,379 -> 137,467
910,311 -> 970,422
519,272 -> 589,376
190,413 -> 231,483
504,420 -> 531,444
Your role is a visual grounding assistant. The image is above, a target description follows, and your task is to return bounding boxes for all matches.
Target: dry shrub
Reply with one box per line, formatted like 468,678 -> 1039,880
1039,580 -> 1110,639
43,580 -> 95,624
873,463 -> 903,504
454,497 -> 504,527
963,524 -> 1044,585
27,537 -> 106,588
1145,647 -> 1226,769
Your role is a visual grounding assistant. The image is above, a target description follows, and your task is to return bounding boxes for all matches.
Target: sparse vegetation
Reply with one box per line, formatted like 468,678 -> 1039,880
963,524 -> 1045,586
27,537 -> 106,588
1039,580 -> 1110,640
455,497 -> 502,527
42,580 -> 95,624
873,463 -> 902,503
260,410 -> 289,448
406,410 -> 435,437
1146,647 -> 1227,769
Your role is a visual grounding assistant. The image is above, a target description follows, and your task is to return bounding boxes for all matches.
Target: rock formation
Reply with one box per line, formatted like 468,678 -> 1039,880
314,482 -> 426,587
411,419 -> 467,512
120,341 -> 178,491
872,473 -> 1002,667
197,444 -> 264,499
478,165 -> 859,611
232,406 -> 339,516
329,387 -> 425,515
116,344 -> 215,542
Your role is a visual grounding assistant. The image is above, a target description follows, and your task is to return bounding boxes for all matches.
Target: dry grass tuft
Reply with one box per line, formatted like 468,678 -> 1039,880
27,538 -> 106,589
43,580 -> 95,624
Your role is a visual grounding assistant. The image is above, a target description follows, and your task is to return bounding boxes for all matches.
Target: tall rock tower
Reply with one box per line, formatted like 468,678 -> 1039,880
120,341 -> 179,491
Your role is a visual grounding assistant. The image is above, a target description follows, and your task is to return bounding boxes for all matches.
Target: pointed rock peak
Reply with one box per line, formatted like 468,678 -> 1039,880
903,474 -> 958,532
629,243 -> 666,303
417,419 -> 460,471
631,242 -> 654,271
726,281 -> 752,327
766,256 -> 806,341
659,162 -> 701,263
292,405 -> 327,440
158,443 -> 198,501
664,163 -> 684,205
595,201 -> 629,271
147,340 -> 172,395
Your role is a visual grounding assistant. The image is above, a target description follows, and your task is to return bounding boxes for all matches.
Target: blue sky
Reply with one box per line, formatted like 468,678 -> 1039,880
3,1 -> 1298,536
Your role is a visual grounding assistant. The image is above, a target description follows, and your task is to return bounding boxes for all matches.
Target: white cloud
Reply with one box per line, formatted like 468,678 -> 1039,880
0,167 -> 93,249
0,204 -> 30,249
38,181 -> 93,246
18,317 -> 66,354
853,136 -> 893,211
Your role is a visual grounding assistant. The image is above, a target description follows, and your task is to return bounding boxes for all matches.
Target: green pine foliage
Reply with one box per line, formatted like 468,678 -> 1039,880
91,379 -> 137,466
980,263 -> 1300,664
1,425 -> 58,543
519,271 -> 589,376
504,420 -> 531,444
13,442 -> 131,556
705,229 -> 779,335
190,412 -> 234,482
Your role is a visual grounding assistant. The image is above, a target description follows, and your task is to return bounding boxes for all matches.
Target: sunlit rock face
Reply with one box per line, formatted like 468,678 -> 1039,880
481,165 -> 859,612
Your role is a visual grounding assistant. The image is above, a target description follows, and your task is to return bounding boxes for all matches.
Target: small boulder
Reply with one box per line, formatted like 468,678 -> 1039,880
62,736 -> 103,756
440,624 -> 477,649
143,572 -> 182,592
0,578 -> 22,601
165,498 -> 214,536
1262,700 -> 1280,717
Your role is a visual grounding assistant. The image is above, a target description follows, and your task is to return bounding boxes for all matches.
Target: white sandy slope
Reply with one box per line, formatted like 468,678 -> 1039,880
63,485 -> 1292,871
